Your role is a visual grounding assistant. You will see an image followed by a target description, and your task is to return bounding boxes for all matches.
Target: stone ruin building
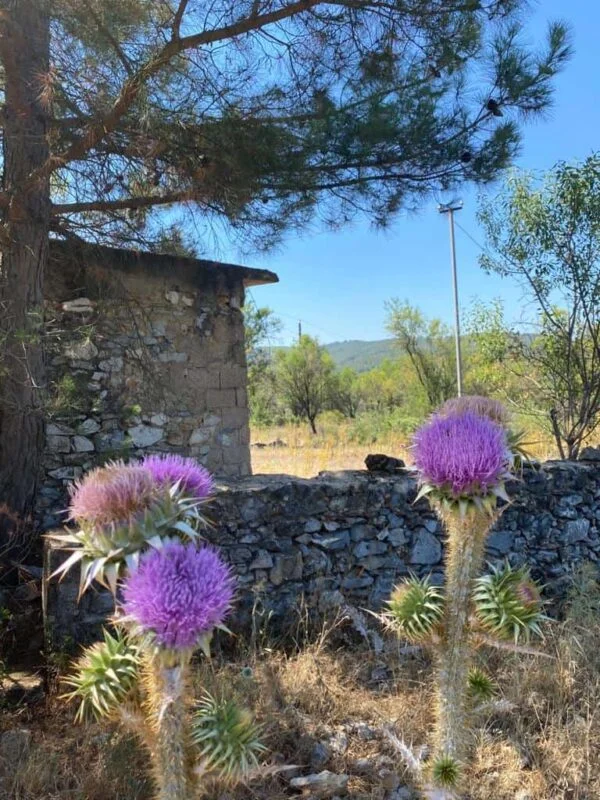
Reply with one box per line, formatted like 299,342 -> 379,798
38,239 -> 277,530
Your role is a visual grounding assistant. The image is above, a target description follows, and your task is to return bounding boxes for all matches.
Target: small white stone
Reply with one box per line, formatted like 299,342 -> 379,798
182,295 -> 195,307
165,290 -> 180,305
150,413 -> 168,426
62,298 -> 93,313
65,340 -> 98,361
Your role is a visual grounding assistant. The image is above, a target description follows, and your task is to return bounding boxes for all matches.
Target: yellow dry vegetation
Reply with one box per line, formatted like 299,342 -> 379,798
3,570 -> 600,800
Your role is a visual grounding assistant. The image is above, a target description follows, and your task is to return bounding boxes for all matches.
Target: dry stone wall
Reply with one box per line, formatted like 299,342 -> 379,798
45,461 -> 600,645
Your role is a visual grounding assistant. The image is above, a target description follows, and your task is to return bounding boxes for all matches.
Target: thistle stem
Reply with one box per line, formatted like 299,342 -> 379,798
434,509 -> 492,767
148,659 -> 194,800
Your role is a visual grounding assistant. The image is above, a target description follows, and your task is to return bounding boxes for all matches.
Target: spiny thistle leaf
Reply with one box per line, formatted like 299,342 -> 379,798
191,692 -> 266,783
431,753 -> 461,788
468,667 -> 497,701
385,575 -> 444,642
507,428 -> 536,471
62,629 -> 140,722
473,562 -> 546,643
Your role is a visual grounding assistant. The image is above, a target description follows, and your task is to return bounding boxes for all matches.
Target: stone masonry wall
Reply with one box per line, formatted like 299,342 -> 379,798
45,461 -> 600,645
37,242 -> 268,529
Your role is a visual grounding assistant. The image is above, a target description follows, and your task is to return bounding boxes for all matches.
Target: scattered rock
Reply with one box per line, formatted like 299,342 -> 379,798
365,454 -> 406,473
379,769 -> 401,791
290,770 -> 349,797
328,730 -> 348,755
0,728 -> 32,761
310,742 -> 331,770
579,445 -> 600,461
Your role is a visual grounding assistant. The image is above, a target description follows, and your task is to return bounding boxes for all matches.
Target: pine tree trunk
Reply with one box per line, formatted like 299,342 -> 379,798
0,1 -> 51,516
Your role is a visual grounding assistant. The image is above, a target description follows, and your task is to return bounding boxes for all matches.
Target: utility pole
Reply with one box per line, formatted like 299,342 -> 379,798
438,200 -> 464,397
298,320 -> 302,342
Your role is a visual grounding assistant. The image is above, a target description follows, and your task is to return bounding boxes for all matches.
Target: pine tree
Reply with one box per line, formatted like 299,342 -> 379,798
0,1 -> 570,513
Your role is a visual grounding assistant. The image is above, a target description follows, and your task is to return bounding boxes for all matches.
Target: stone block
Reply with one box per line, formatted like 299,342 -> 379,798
219,366 -> 246,390
47,435 -> 70,453
128,425 -> 164,447
565,518 -> 591,543
206,388 -> 236,408
410,529 -> 443,565
72,435 -> 95,453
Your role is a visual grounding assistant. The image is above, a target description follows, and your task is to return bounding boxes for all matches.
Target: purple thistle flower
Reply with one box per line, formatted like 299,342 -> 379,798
69,463 -> 158,525
141,454 -> 214,499
122,542 -> 234,650
437,395 -> 510,427
413,411 -> 509,497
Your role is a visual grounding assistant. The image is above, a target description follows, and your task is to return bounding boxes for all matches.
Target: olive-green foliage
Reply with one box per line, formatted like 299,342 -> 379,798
477,154 -> 600,459
274,335 -> 336,433
385,300 -> 457,408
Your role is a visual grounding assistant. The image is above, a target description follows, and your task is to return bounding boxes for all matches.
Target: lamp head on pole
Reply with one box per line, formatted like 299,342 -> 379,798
438,199 -> 463,214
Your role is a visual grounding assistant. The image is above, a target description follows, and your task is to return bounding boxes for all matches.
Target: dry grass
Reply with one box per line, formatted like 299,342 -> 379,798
250,420 -> 559,478
251,422 -> 410,477
3,575 -> 600,799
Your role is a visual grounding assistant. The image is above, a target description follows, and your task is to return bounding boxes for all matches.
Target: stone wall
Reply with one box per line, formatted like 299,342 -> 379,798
38,241 -> 276,529
45,461 -> 600,645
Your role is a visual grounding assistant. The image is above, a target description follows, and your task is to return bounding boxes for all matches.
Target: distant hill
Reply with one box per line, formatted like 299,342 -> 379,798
324,339 -> 399,372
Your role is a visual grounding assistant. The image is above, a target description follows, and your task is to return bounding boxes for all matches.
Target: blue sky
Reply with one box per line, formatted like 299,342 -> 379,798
227,1 -> 598,345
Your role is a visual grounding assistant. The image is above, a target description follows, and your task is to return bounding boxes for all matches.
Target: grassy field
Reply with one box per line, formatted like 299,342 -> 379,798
2,571 -> 599,799
250,418 -> 559,477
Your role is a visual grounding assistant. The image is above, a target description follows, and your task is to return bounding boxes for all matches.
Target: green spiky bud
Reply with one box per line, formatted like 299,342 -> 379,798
191,692 -> 266,783
385,575 -> 444,643
468,667 -> 497,701
473,563 -> 545,643
62,629 -> 140,722
431,753 -> 461,788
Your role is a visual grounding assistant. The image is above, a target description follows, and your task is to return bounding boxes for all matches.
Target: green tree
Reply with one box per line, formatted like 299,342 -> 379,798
0,1 -> 570,512
275,335 -> 335,433
328,367 -> 360,418
477,154 -> 600,459
385,300 -> 457,408
243,301 -> 283,426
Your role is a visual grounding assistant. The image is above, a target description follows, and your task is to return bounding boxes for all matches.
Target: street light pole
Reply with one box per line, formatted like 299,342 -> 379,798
438,200 -> 463,397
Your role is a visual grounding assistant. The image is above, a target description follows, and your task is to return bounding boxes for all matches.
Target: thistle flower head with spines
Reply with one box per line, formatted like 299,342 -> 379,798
49,458 -> 212,595
385,575 -> 444,642
62,629 -> 140,723
473,562 -> 545,643
437,395 -> 510,427
431,753 -> 461,789
192,692 -> 266,783
122,541 -> 235,653
141,454 -> 214,500
412,411 -> 512,515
